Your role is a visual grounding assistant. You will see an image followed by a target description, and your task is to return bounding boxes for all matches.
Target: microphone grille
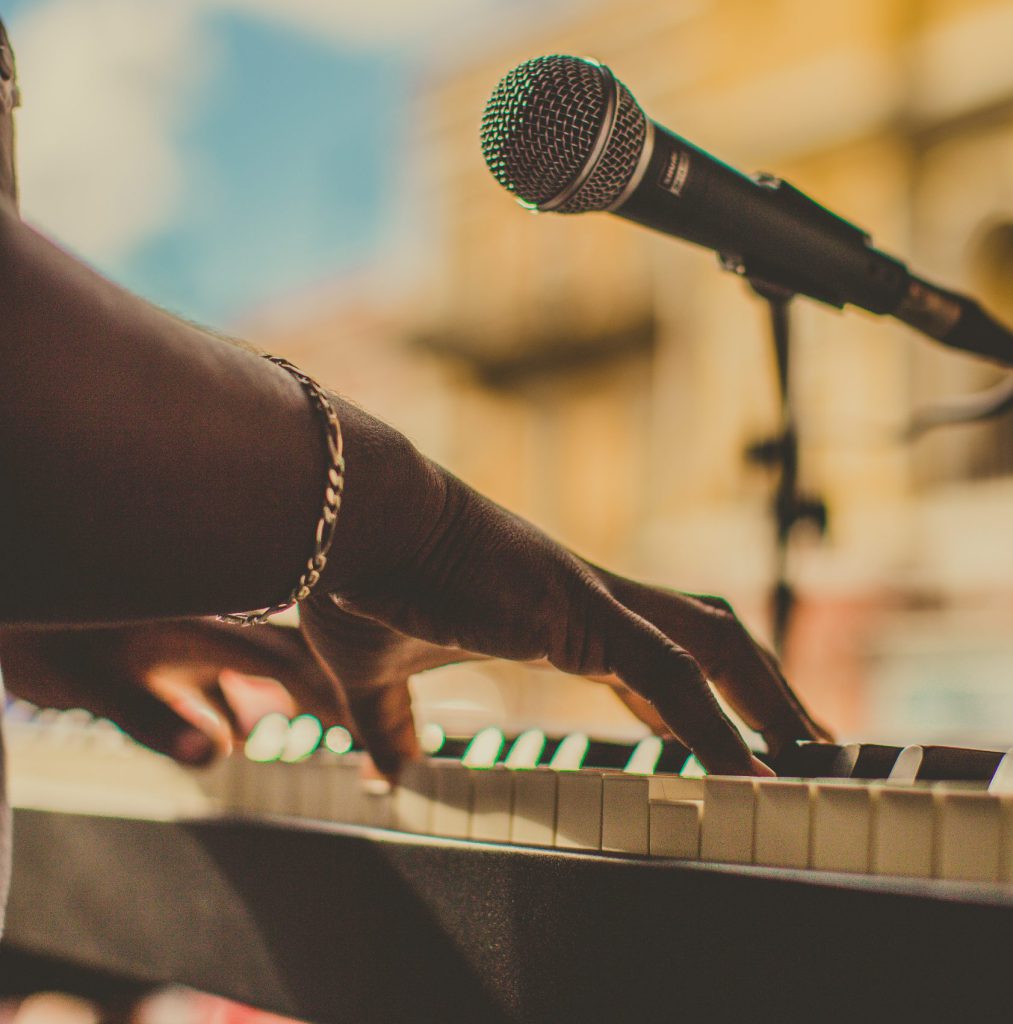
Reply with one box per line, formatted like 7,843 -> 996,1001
481,55 -> 647,214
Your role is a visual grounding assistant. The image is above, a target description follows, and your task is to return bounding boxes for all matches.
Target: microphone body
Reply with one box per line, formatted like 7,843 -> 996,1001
481,56 -> 1013,367
616,123 -> 908,315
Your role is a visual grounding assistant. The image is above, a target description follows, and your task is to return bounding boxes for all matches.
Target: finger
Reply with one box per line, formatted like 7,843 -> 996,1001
139,620 -> 349,728
599,574 -> 830,753
341,678 -> 420,780
142,666 -> 237,757
298,599 -> 422,778
683,593 -> 834,750
178,620 -> 354,730
217,670 -> 298,735
87,685 -> 219,765
594,597 -> 769,776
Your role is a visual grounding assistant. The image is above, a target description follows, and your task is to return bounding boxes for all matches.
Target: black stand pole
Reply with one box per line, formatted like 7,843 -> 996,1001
745,279 -> 827,656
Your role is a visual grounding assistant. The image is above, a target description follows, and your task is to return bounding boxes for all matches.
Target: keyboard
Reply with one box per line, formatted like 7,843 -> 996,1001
3,709 -> 1012,1021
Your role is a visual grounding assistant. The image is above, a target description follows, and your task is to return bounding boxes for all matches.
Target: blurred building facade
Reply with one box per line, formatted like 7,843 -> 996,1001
247,0 -> 1013,745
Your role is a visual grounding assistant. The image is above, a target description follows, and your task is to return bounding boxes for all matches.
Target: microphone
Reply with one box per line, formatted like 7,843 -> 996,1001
480,55 -> 1013,367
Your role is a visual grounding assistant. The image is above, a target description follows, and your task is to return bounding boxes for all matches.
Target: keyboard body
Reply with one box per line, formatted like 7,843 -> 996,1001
3,719 -> 1012,1022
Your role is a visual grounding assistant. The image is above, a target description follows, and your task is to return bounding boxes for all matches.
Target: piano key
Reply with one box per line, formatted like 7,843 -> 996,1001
810,782 -> 872,874
280,715 -> 324,763
469,766 -> 513,843
287,750 -> 331,818
936,789 -> 1003,883
462,727 -> 505,768
917,746 -> 1005,782
886,745 -> 923,784
870,786 -> 935,879
990,752 -> 1013,884
187,751 -> 244,809
322,755 -> 365,824
360,776 -> 395,829
774,741 -> 860,779
243,760 -> 292,816
243,713 -> 291,764
509,767 -> 558,847
648,800 -> 700,859
393,759 -> 436,834
505,729 -> 546,769
648,775 -> 705,802
322,725 -> 354,755
549,733 -> 590,770
601,773 -> 649,855
430,761 -> 473,838
624,736 -> 663,775
753,779 -> 811,870
417,722 -> 446,756
655,739 -> 692,775
851,743 -> 903,780
1002,799 -> 1013,884
679,753 -> 707,778
699,777 -> 756,865
987,748 -> 1013,795
554,771 -> 603,850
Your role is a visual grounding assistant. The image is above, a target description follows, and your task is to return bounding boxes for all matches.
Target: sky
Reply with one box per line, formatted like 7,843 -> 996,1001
1,0 -> 556,326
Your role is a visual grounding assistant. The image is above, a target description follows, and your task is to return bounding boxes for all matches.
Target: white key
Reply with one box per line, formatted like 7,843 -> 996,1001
393,760 -> 436,834
505,730 -> 546,769
244,713 -> 291,764
322,756 -> 364,824
753,779 -> 810,869
648,776 -> 705,803
810,782 -> 872,873
470,766 -> 513,842
280,715 -> 324,764
430,761 -> 473,838
462,727 -> 505,769
700,777 -> 756,865
290,751 -> 337,819
360,776 -> 394,829
555,771 -> 603,850
887,745 -> 924,784
936,788 -> 1002,883
510,767 -> 557,847
871,786 -> 935,878
251,761 -> 295,816
601,773 -> 649,855
624,736 -> 663,775
988,748 -> 1013,795
1001,798 -> 1013,884
187,752 -> 243,809
549,733 -> 589,771
649,800 -> 700,859
680,754 -> 707,778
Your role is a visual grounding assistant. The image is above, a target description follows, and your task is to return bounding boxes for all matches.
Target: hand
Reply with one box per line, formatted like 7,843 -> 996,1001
304,416 -> 832,778
0,619 -> 344,763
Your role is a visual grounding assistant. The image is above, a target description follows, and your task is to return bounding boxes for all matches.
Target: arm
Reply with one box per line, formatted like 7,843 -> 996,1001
0,197 -> 335,623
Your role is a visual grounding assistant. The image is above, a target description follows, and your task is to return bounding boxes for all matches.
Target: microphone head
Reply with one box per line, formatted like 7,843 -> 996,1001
480,54 -> 647,214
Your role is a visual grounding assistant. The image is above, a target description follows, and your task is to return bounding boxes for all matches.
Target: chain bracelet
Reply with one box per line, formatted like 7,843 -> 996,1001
218,355 -> 345,626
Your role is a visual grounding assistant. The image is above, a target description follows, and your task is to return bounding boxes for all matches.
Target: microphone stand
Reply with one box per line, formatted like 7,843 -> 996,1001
742,278 -> 828,657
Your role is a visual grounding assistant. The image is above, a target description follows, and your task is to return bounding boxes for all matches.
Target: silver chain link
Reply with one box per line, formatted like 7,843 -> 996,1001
218,355 -> 345,626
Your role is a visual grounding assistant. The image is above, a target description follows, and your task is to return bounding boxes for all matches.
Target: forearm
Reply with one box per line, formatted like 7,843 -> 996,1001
0,199 -> 328,623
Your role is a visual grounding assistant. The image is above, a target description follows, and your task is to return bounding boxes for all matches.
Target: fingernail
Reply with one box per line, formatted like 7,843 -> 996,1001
750,755 -> 776,777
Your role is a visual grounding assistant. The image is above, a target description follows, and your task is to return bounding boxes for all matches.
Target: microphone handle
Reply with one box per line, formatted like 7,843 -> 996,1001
896,276 -> 1013,367
616,123 -> 1013,366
